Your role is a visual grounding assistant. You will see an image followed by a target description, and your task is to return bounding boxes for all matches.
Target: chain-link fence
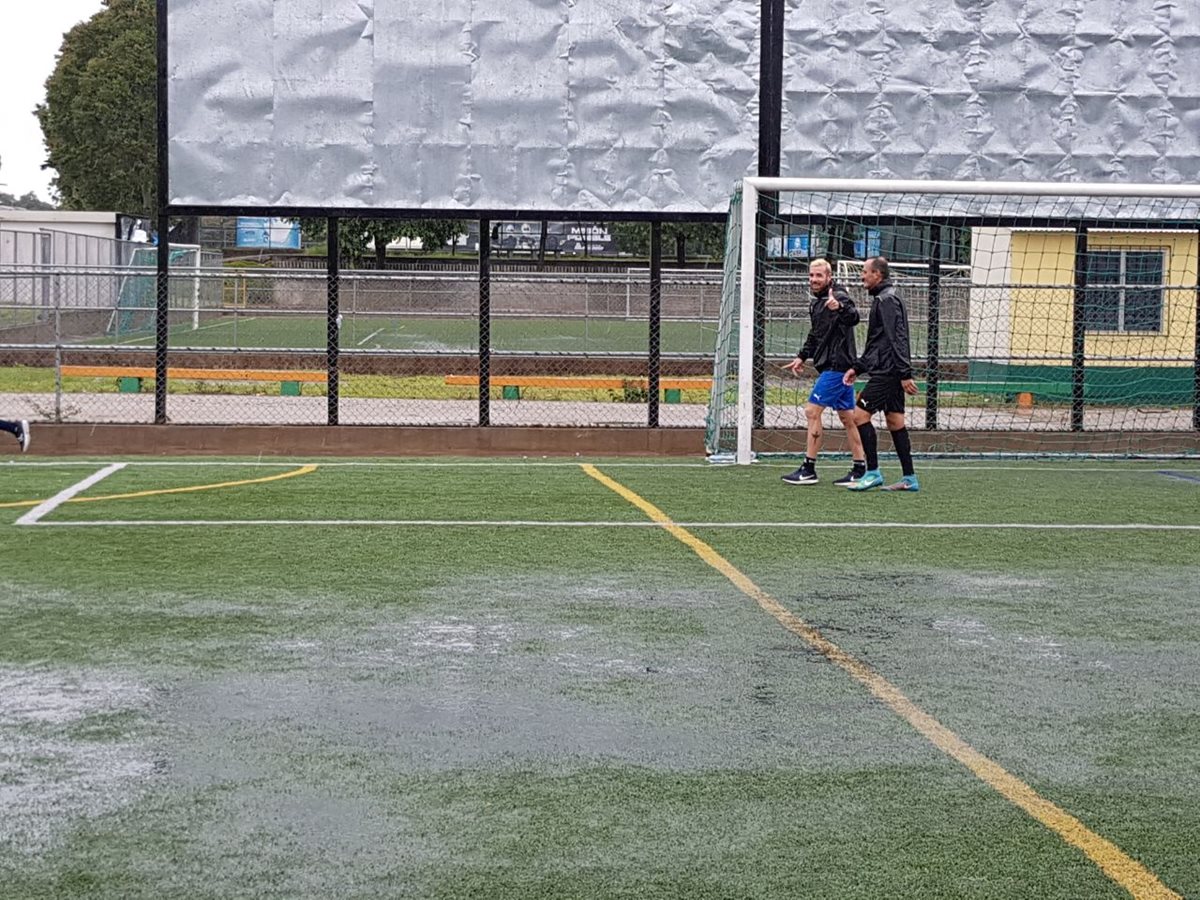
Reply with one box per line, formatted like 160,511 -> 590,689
1,237 -> 721,428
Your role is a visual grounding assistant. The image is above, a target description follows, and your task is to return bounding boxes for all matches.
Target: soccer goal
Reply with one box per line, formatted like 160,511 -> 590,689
705,178 -> 1200,463
107,244 -> 207,339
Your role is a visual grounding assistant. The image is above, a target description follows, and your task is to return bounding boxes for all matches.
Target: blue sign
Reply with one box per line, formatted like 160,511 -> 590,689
784,233 -> 810,258
853,229 -> 882,258
236,217 -> 301,250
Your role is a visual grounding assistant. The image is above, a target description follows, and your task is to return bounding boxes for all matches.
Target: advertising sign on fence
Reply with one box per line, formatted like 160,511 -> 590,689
235,217 -> 301,250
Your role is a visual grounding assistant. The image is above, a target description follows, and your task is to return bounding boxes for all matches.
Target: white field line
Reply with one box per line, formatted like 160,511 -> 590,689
356,326 -> 385,346
113,316 -> 257,345
14,463 -> 126,526
28,518 -> 1200,530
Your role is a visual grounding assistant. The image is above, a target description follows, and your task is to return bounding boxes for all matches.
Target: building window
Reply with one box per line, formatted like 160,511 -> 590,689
1083,249 -> 1165,333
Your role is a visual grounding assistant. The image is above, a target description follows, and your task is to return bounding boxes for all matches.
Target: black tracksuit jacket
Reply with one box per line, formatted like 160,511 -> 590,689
852,280 -> 913,380
796,283 -> 859,373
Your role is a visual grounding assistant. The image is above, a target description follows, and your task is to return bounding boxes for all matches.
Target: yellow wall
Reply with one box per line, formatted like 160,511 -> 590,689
1009,231 -> 1198,366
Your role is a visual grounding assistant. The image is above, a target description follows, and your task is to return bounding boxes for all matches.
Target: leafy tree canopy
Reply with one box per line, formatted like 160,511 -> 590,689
301,218 -> 468,267
36,0 -> 155,216
609,221 -> 725,264
0,190 -> 55,210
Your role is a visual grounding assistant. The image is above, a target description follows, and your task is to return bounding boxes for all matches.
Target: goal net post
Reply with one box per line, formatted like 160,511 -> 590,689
707,178 -> 1200,463
107,243 -> 210,338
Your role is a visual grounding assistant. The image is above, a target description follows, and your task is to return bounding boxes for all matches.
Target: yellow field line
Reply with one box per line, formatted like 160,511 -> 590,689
580,463 -> 1180,900
0,464 -> 317,509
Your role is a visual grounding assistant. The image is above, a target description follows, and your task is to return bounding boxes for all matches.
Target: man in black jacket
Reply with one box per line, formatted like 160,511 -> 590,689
842,257 -> 920,491
780,259 -> 867,486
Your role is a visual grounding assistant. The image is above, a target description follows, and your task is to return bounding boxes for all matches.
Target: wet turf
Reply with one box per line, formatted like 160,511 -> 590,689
1,458 -> 1197,898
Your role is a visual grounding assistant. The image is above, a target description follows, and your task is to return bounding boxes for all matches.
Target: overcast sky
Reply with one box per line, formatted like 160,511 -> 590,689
0,0 -> 105,200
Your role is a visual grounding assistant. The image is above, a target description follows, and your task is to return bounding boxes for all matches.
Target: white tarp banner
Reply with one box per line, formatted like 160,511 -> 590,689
167,0 -> 760,212
166,0 -> 1200,213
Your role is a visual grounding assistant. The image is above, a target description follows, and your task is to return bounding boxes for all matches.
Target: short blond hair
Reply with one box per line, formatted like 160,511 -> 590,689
809,258 -> 832,275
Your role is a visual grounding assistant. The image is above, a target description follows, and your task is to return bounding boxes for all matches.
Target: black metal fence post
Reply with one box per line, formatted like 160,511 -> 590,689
478,218 -> 491,427
753,0 -> 784,430
648,221 -> 662,427
1194,226 -> 1200,431
154,224 -> 169,425
326,217 -> 340,426
925,224 -> 942,430
753,207 -> 770,430
154,0 -> 169,425
1071,227 -> 1088,432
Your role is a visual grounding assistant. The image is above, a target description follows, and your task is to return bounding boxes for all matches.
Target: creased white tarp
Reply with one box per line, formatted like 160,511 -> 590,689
167,0 -> 1200,213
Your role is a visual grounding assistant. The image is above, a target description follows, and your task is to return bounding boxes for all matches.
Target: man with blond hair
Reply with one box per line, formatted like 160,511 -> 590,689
780,259 -> 867,486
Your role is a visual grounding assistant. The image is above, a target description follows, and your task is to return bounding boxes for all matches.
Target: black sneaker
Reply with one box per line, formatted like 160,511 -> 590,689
833,468 -> 865,487
782,465 -> 818,485
17,419 -> 30,453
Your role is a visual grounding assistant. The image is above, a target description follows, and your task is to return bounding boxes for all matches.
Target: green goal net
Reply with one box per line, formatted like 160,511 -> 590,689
108,244 -> 205,338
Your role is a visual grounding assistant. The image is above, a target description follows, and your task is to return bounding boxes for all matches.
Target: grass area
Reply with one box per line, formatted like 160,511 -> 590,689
0,308 -> 37,328
0,366 -> 712,403
50,312 -> 969,358
0,459 -> 1197,898
96,314 -> 725,355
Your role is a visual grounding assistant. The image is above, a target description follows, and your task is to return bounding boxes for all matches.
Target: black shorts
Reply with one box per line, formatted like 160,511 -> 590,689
857,375 -> 907,414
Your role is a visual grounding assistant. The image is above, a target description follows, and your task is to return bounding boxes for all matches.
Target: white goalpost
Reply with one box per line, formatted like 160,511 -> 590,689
713,176 -> 1200,464
108,243 -> 206,338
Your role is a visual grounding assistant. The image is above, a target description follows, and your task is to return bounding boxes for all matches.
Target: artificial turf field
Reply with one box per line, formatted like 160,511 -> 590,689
1,457 -> 1197,899
96,313 -> 966,359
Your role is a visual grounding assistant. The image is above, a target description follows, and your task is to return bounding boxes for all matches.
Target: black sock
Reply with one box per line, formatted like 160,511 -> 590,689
891,427 -> 915,476
0,420 -> 19,439
804,456 -> 816,467
858,423 -> 878,470
851,458 -> 866,473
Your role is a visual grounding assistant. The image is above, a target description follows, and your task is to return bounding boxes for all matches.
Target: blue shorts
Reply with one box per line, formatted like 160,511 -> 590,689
807,370 -> 856,411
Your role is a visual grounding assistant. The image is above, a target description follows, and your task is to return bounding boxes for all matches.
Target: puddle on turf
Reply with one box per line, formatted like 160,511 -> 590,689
0,668 -> 155,854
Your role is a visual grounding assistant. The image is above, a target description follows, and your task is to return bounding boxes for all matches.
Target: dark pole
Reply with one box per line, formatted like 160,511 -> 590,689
479,218 -> 491,427
648,221 -> 663,427
757,0 -> 784,187
754,0 -> 785,429
925,224 -> 942,430
154,0 -> 170,425
1071,226 -> 1088,432
326,217 -> 340,425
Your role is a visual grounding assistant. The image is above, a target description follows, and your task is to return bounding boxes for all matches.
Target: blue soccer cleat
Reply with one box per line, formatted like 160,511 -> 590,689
882,474 -> 920,492
846,469 -> 884,491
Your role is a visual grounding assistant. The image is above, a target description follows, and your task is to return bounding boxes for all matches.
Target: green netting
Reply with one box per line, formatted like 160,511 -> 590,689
706,183 -> 1200,459
108,246 -> 200,338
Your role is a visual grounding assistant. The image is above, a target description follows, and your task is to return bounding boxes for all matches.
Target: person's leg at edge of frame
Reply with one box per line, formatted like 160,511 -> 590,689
848,406 -> 884,491
0,419 -> 28,453
882,411 -> 919,492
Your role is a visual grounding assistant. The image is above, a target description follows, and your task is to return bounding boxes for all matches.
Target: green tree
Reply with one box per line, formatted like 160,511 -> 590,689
300,218 -> 467,267
399,219 -> 466,257
609,221 -> 725,265
0,191 -> 56,211
36,0 -> 155,216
